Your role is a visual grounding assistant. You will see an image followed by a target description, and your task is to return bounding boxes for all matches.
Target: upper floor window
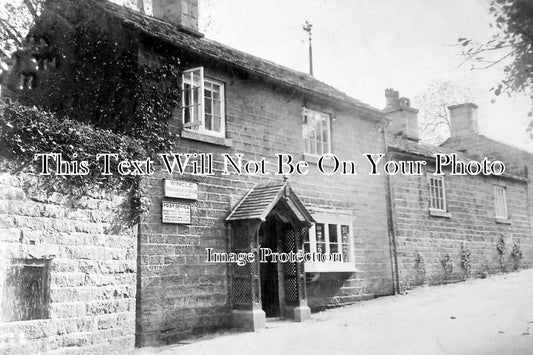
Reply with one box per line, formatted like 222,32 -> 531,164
494,185 -> 508,219
428,174 -> 446,212
181,67 -> 225,138
302,108 -> 331,156
304,214 -> 355,273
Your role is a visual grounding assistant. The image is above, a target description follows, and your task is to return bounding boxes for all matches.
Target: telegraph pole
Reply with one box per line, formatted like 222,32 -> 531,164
303,21 -> 313,76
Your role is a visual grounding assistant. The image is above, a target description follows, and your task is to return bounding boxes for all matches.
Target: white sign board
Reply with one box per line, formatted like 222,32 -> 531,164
162,201 -> 191,224
163,179 -> 198,200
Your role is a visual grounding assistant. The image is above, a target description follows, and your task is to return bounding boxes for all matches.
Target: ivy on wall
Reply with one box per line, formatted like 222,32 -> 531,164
0,98 -> 149,224
0,1 -> 183,225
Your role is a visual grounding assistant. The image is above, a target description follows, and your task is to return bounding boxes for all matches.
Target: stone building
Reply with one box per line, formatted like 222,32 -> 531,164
1,0 -> 394,350
384,90 -> 533,290
0,0 -> 532,353
440,103 -> 533,226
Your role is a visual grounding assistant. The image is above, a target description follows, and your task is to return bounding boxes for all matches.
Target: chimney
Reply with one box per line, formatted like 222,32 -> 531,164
152,0 -> 203,37
383,89 -> 419,142
448,103 -> 479,138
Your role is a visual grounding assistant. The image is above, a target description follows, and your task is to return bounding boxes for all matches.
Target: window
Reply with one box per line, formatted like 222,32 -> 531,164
302,108 -> 331,156
1,258 -> 51,322
181,67 -> 225,138
304,214 -> 355,272
428,174 -> 446,212
494,185 -> 508,219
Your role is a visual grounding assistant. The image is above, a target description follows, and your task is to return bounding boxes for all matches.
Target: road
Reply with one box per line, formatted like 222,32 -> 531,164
137,269 -> 533,355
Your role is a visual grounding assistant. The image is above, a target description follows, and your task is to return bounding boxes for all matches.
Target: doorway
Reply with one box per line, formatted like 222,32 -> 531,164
259,216 -> 282,318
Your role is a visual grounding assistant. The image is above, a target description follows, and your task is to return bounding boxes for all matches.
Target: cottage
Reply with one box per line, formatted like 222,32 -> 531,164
1,0 -> 394,350
383,90 -> 533,289
1,0 -> 533,353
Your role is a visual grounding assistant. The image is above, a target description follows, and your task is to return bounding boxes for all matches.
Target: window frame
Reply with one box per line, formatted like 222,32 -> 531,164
181,67 -> 226,139
427,174 -> 447,212
494,185 -> 508,220
304,214 -> 356,273
302,107 -> 332,157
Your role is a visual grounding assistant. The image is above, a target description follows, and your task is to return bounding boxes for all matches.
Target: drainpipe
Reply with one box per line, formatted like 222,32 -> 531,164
380,124 -> 400,294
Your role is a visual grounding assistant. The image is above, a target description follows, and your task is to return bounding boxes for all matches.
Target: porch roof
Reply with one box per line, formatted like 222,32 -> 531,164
226,181 -> 314,224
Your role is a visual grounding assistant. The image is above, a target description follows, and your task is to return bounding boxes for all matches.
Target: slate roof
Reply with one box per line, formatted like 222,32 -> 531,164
387,135 -> 528,182
226,181 -> 314,223
83,0 -> 384,117
442,135 -> 533,156
387,135 -> 471,160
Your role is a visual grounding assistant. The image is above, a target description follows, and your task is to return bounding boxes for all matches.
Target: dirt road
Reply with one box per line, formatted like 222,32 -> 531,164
137,269 -> 533,355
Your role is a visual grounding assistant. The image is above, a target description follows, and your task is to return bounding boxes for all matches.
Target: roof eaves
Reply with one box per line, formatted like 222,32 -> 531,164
92,0 -> 385,119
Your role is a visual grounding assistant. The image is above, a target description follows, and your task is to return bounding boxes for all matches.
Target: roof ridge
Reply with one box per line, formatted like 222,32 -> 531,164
86,0 -> 383,116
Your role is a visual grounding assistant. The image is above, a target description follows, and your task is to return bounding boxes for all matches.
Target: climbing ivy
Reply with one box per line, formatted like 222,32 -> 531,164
13,3 -> 182,154
496,236 -> 507,271
0,98 -> 149,225
511,242 -> 523,270
460,243 -> 472,278
0,2 -> 183,225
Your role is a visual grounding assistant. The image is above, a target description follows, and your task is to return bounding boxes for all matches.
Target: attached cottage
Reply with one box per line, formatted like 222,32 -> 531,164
1,0 -> 532,353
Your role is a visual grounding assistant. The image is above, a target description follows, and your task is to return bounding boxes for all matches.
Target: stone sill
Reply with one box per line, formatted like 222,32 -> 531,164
428,209 -> 452,218
495,217 -> 512,225
305,262 -> 356,273
181,130 -> 233,147
303,153 -> 336,167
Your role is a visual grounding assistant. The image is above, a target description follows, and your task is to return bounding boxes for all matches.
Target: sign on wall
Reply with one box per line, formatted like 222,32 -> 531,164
163,179 -> 198,200
162,201 -> 191,224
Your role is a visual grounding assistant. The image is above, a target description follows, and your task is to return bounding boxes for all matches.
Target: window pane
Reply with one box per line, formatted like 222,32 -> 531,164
183,107 -> 191,125
316,223 -> 324,243
192,87 -> 199,106
341,225 -> 349,243
205,114 -> 212,131
328,224 -> 337,243
213,101 -> 221,116
193,71 -> 201,86
205,97 -> 212,114
342,245 -> 349,262
192,105 -> 199,127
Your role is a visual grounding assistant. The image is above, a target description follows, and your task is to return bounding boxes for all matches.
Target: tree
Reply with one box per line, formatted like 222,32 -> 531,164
0,0 -> 146,70
0,0 -> 41,67
414,81 -> 480,145
458,0 -> 533,110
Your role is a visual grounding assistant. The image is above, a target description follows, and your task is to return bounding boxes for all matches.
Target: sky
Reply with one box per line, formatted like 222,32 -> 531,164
195,0 -> 533,152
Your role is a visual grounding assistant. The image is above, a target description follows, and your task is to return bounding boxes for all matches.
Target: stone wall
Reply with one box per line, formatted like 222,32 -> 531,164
135,49 -> 394,345
0,172 -> 137,354
390,162 -> 533,290
442,134 -> 533,226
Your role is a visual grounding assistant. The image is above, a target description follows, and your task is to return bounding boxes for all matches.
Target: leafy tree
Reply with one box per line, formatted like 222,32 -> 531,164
414,81 -> 480,145
0,0 -> 41,66
458,0 -> 533,109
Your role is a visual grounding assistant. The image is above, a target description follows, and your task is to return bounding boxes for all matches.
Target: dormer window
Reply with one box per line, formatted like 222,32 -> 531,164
181,67 -> 225,138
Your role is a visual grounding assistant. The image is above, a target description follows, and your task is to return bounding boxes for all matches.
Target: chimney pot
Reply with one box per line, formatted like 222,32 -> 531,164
384,89 -> 419,142
385,88 -> 399,109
